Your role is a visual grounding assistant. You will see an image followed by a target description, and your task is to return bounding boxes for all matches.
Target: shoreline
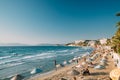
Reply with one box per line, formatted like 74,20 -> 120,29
27,46 -> 93,80
27,62 -> 81,80
28,63 -> 76,80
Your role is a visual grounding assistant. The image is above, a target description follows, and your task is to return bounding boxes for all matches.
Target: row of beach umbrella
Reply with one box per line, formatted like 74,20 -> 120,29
94,53 -> 108,69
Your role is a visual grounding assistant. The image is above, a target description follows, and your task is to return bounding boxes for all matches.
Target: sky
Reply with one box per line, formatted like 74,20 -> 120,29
0,0 -> 120,44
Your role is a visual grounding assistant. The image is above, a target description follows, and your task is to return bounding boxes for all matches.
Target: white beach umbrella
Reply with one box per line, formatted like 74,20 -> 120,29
94,65 -> 105,69
86,58 -> 92,62
100,62 -> 106,66
76,64 -> 83,68
91,56 -> 95,60
30,68 -> 42,74
56,64 -> 64,68
73,58 -> 77,60
81,62 -> 86,65
100,58 -> 107,62
78,56 -> 81,59
63,61 -> 69,65
100,60 -> 106,63
69,60 -> 73,63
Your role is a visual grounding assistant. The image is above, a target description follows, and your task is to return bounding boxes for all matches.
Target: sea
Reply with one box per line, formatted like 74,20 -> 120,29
0,46 -> 93,80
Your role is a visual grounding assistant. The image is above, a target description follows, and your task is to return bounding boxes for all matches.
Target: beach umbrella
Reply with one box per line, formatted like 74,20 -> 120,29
100,60 -> 106,63
86,58 -> 92,62
63,61 -> 69,65
91,57 -> 95,61
94,65 -> 105,69
100,62 -> 107,66
73,58 -> 77,61
100,58 -> 107,63
56,64 -> 64,68
76,64 -> 83,68
88,64 -> 94,68
78,56 -> 81,59
91,54 -> 97,59
94,54 -> 98,58
30,68 -> 42,74
81,62 -> 86,65
68,60 -> 73,63
11,74 -> 24,80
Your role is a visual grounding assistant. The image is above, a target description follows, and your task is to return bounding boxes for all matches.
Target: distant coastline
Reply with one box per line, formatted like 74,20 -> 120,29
0,43 -> 63,47
65,38 -> 111,47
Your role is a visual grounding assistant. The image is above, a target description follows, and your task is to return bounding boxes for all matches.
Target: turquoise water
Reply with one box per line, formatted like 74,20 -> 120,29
0,46 -> 93,79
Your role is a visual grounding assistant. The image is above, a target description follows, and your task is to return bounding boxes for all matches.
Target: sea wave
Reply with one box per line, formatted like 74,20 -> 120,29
0,52 -> 54,65
0,62 -> 24,70
0,58 -> 22,65
56,49 -> 69,53
22,53 -> 54,60
0,56 -> 12,60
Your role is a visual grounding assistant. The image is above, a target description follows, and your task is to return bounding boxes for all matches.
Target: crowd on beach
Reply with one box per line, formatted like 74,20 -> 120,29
11,45 -> 120,80
37,45 -> 119,80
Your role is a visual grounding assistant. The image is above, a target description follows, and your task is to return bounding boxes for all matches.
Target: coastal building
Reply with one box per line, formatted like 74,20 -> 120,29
74,40 -> 85,44
67,44 -> 76,46
99,38 -> 107,45
88,40 -> 96,47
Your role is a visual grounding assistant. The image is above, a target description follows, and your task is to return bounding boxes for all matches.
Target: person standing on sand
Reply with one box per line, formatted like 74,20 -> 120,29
54,60 -> 57,71
76,59 -> 79,64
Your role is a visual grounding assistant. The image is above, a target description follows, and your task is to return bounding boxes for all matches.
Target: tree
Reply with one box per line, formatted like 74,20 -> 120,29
111,12 -> 120,53
106,39 -> 111,45
116,12 -> 120,29
116,12 -> 120,16
116,22 -> 120,28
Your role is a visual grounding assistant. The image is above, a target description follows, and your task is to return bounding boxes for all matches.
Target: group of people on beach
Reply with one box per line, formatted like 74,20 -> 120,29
50,44 -> 119,80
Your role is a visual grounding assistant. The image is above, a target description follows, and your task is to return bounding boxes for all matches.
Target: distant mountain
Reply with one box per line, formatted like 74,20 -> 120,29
36,43 -> 63,46
0,43 -> 30,46
0,43 -> 65,46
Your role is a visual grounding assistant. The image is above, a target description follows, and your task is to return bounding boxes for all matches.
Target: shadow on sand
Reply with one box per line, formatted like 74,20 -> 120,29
90,72 -> 108,76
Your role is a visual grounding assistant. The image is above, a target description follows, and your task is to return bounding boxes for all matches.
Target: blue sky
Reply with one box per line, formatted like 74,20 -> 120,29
0,0 -> 120,44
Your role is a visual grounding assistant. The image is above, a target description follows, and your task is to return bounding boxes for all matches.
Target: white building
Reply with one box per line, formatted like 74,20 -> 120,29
74,40 -> 85,44
67,44 -> 75,46
88,40 -> 96,47
99,38 -> 107,45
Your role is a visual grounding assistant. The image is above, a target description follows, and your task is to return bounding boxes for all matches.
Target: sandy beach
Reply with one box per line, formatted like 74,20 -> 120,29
1,0 -> 120,80
28,46 -> 116,80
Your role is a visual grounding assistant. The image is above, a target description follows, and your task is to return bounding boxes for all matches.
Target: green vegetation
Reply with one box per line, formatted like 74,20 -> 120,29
106,39 -> 111,46
116,13 -> 120,16
112,12 -> 120,53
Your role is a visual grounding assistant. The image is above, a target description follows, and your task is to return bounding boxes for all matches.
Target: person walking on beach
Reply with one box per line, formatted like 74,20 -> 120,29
54,60 -> 57,71
76,59 -> 79,64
